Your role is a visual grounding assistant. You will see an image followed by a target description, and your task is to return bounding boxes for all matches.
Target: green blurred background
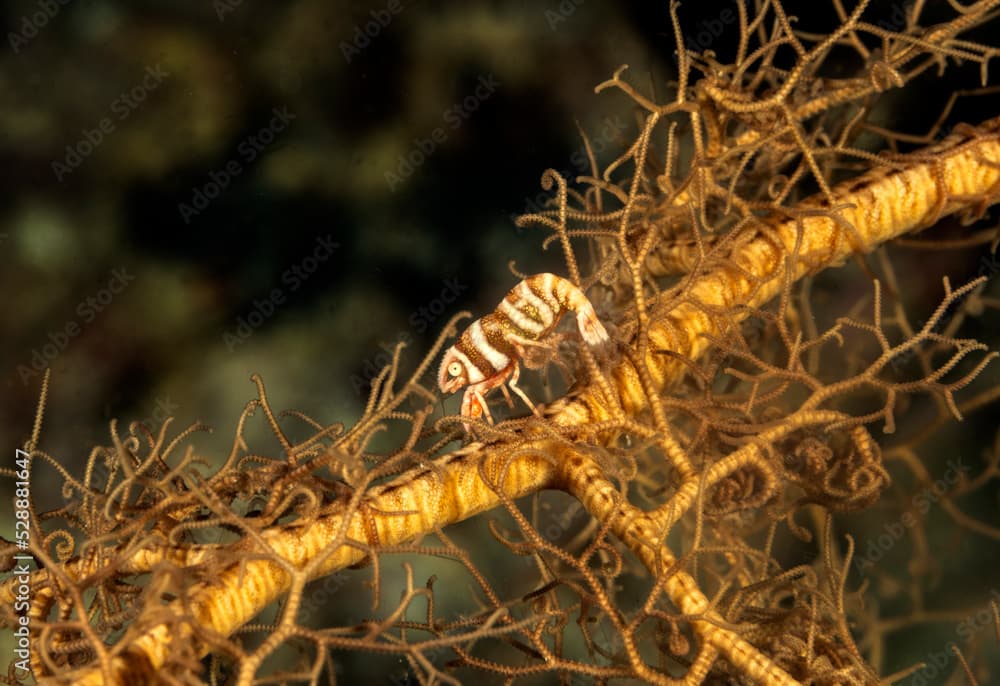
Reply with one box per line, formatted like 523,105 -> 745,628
1,0 -> 665,470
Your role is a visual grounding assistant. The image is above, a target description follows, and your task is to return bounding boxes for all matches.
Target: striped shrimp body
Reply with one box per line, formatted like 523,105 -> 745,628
439,273 -> 609,424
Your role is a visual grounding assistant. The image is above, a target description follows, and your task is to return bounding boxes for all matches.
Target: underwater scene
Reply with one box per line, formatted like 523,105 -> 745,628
2,1 -> 1000,684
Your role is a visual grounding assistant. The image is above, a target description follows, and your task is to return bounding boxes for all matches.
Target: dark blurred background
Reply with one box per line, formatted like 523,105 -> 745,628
5,0 -> 996,471
0,0 -> 671,465
2,1 -> 999,684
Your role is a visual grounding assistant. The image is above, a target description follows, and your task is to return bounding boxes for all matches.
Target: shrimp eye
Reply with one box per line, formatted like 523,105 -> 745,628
447,362 -> 463,378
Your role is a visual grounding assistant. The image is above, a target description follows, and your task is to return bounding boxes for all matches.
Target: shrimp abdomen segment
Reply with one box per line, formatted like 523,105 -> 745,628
503,273 -> 609,348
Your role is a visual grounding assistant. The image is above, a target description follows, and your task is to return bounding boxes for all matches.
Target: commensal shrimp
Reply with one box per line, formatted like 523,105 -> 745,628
438,273 -> 609,424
